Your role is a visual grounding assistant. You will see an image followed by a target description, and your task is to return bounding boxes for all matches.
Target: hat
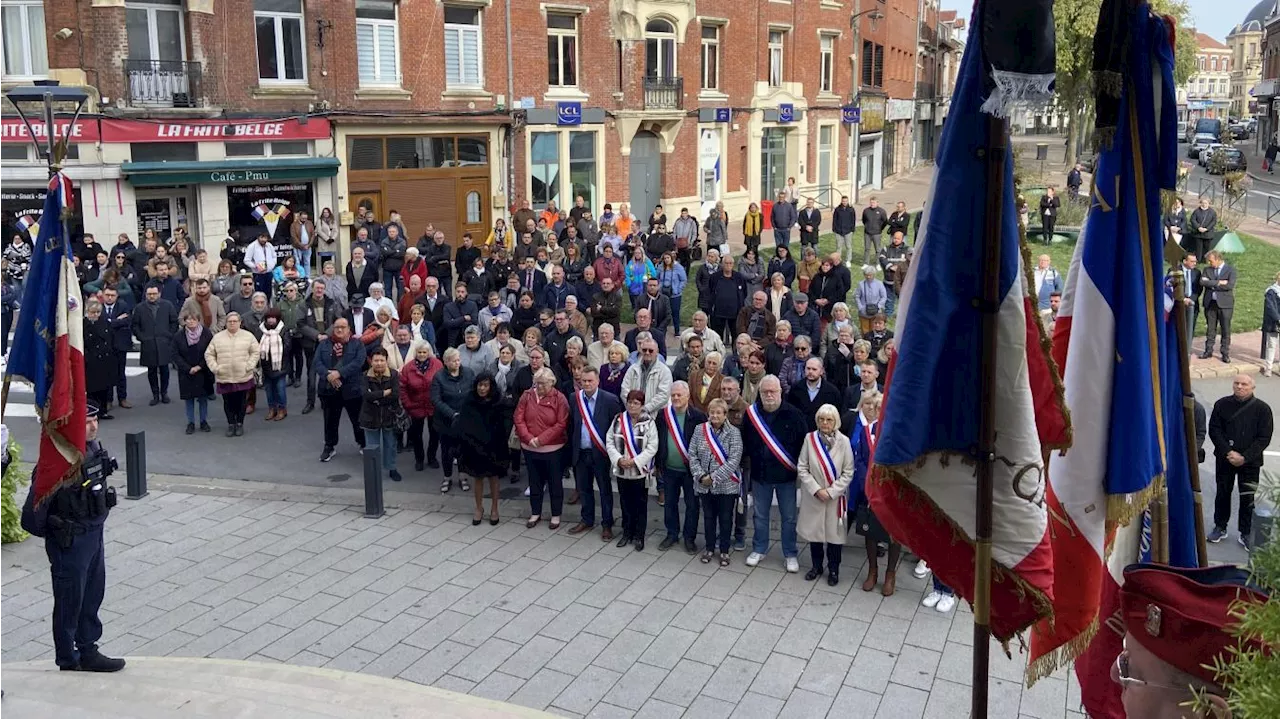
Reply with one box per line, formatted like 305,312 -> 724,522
793,292 -> 809,303
86,400 -> 101,419
1121,562 -> 1271,687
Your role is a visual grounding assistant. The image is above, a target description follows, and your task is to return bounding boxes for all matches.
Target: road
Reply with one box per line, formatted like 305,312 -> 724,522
1181,140 -> 1280,225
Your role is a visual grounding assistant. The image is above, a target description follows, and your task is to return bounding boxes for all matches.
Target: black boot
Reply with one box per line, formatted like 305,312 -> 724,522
301,402 -> 315,415
185,423 -> 195,435
617,533 -> 631,548
66,649 -> 126,673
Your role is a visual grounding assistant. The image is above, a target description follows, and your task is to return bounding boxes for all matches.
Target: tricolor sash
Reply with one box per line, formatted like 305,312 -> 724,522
663,405 -> 690,464
576,391 -> 607,454
808,431 -> 845,518
746,404 -> 797,471
618,412 -> 650,469
704,423 -> 741,483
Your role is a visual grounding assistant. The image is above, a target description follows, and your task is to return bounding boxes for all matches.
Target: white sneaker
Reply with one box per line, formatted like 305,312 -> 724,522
746,552 -> 764,567
912,559 -> 930,579
921,590 -> 943,608
936,594 -> 957,613
785,557 -> 800,573
523,486 -> 531,497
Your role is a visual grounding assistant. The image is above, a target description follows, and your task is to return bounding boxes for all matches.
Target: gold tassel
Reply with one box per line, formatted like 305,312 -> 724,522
1107,475 -> 1166,529
1025,617 -> 1100,686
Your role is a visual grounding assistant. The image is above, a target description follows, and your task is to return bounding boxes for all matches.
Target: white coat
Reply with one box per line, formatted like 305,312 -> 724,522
796,430 -> 855,544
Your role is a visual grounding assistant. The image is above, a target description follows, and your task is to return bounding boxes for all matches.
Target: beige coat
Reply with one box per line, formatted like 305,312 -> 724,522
204,328 -> 260,385
796,430 -> 855,544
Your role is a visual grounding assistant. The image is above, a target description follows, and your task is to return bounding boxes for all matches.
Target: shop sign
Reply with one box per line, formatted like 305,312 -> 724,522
2,187 -> 84,241
557,102 -> 582,125
886,99 -> 914,122
842,106 -> 861,124
209,169 -> 283,184
227,182 -> 313,251
0,116 -> 332,144
778,103 -> 795,123
859,96 -> 887,134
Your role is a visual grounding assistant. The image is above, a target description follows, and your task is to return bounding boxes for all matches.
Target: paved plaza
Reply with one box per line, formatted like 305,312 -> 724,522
0,475 -> 1088,719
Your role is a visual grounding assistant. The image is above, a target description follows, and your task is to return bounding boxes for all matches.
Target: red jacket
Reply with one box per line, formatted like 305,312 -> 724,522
592,256 -> 625,288
399,356 -> 442,418
400,258 -> 429,290
514,387 -> 568,451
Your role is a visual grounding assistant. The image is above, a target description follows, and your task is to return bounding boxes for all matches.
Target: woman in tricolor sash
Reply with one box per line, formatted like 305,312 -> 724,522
606,390 -> 659,550
847,391 -> 901,596
687,399 -> 743,567
796,404 -> 855,586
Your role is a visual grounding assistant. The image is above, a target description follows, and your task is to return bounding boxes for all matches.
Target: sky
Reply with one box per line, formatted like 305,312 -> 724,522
945,0 -> 1264,45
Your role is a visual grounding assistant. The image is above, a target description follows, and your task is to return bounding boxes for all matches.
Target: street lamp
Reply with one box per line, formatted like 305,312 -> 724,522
4,79 -> 90,179
850,5 -> 885,205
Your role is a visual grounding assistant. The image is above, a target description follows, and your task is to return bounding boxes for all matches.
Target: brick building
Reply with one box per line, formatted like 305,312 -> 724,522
2,0 -> 932,258
1177,32 -> 1232,122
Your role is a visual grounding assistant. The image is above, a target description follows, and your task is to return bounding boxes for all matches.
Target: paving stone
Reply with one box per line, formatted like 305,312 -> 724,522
654,658 -> 715,707
451,637 -> 522,682
1020,676 -> 1068,719
684,695 -> 736,719
209,622 -> 292,660
683,623 -> 742,667
748,651 -> 807,700
731,691 -> 786,719
315,589 -> 384,626
755,591 -> 804,626
617,573 -> 672,607
403,583 -> 471,620
711,594 -> 766,630
535,576 -> 596,612
499,635 -> 566,679
861,614 -> 910,653
904,612 -> 953,652
924,678 -> 970,719
131,628 -> 198,656
631,598 -> 685,635
258,620 -> 339,662
508,667 -> 576,711
492,577 -> 554,613
403,610 -> 473,651
324,646 -> 380,673
817,616 -> 870,657
738,569 -> 785,599
354,612 -> 427,655
671,596 -> 724,633
874,682 -> 929,719
451,607 -> 518,647
696,569 -> 747,601
223,595 -> 299,633
798,648 -> 855,696
590,702 -> 638,719
774,617 -> 827,659
542,603 -> 603,642
602,661 -> 669,710
434,674 -> 477,694
552,665 -> 623,715
398,639 -> 474,685
780,687 -> 835,718
846,646 -> 898,694
595,630 -> 656,674
606,551 -> 658,581
495,605 -> 560,645
633,697 -> 683,719
728,620 -> 785,660
794,587 -> 843,624
891,644 -> 942,691
360,641 -> 427,679
636,626 -> 699,669
660,571 -> 709,603
584,600 -> 644,640
831,685 -> 883,716
170,625 -> 244,658
470,671 -> 527,703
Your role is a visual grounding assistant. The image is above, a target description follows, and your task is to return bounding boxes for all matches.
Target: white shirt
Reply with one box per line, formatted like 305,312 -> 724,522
244,241 -> 277,274
1034,268 -> 1049,296
364,295 -> 398,322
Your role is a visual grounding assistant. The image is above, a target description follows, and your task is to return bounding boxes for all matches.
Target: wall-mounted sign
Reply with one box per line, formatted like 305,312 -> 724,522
557,102 -> 583,125
698,108 -> 732,123
778,103 -> 795,123
518,97 -> 536,110
859,96 -> 887,134
715,107 -> 731,123
886,99 -> 914,122
842,106 -> 862,124
0,117 -> 333,144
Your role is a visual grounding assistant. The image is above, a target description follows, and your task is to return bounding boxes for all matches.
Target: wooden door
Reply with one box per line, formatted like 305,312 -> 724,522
458,177 -> 489,243
349,188 -> 382,225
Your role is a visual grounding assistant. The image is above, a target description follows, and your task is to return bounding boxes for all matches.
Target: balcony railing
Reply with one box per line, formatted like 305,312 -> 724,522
123,59 -> 203,108
643,76 -> 684,110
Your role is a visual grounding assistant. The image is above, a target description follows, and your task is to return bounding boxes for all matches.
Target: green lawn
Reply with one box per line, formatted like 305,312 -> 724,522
629,227 -> 1276,339
1038,232 -> 1279,335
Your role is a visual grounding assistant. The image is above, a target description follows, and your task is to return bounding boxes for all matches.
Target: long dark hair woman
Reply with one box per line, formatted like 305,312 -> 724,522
455,373 -> 509,525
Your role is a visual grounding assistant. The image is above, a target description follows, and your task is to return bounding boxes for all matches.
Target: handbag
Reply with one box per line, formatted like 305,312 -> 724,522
394,404 -> 411,433
508,426 -> 522,450
852,504 -> 874,537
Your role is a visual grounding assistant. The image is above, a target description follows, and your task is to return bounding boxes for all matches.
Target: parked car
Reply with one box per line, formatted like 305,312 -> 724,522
1199,143 -> 1225,167
1206,147 -> 1246,174
1230,123 -> 1250,140
1177,121 -> 1188,142
1188,133 -> 1217,159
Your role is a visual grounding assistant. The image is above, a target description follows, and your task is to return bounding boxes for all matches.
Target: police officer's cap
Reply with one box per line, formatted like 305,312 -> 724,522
85,400 -> 101,419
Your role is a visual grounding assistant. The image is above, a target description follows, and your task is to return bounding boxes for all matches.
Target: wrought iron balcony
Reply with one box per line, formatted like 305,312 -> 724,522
123,59 -> 203,108
643,76 -> 684,110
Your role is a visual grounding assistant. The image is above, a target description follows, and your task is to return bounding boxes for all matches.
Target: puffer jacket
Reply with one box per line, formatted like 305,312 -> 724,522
429,366 -> 475,427
360,370 -> 401,429
605,410 -> 659,481
399,357 -> 442,419
203,328 -> 260,385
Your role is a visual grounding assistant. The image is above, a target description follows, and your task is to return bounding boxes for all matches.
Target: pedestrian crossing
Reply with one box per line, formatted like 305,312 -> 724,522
2,352 -> 146,420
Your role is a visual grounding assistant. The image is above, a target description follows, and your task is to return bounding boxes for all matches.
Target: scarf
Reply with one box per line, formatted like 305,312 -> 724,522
744,212 -> 762,237
495,361 -> 512,391
818,430 -> 837,450
196,294 -> 214,328
260,324 -> 285,371
185,322 -> 204,346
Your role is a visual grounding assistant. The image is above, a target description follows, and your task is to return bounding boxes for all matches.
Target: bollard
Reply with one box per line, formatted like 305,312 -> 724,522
124,431 -> 148,500
362,447 -> 385,518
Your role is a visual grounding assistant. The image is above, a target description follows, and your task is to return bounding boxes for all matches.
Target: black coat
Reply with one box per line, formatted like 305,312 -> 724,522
345,262 -> 377,304
1209,394 -> 1275,467
298,296 -> 340,353
100,298 -> 135,353
131,299 -> 178,367
423,241 -> 453,284
171,327 -> 215,400
740,401 -> 808,484
566,387 -> 624,462
360,370 -> 401,429
455,382 -> 511,477
83,317 -> 117,395
786,379 -> 843,431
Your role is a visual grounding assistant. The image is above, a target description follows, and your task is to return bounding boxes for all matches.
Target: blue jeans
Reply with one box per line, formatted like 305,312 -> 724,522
752,481 -> 798,558
293,247 -> 312,273
885,286 -> 898,316
702,493 -> 735,553
363,427 -> 398,474
264,375 -> 288,409
382,268 -> 403,299
669,294 -> 683,335
773,227 -> 791,248
662,468 -> 698,542
574,450 -> 614,528
933,576 -> 954,596
184,397 -> 208,424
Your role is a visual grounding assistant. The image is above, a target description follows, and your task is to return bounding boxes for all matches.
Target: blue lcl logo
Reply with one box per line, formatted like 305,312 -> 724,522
714,108 -> 731,123
557,102 -> 582,125
842,106 -> 861,124
778,104 -> 794,123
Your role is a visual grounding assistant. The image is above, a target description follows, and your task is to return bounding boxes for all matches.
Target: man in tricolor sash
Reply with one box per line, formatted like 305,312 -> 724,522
741,375 -> 808,572
566,366 -> 623,541
656,381 -> 707,553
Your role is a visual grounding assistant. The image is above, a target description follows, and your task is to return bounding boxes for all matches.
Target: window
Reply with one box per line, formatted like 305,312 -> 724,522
531,132 -> 561,210
2,0 -> 47,78
254,0 -> 306,83
768,30 -> 784,87
444,6 -> 482,89
1211,57 -> 1218,71
569,131 -> 596,212
1199,56 -> 1206,71
862,40 -> 883,87
387,136 -> 455,168
700,24 -> 720,91
224,141 -> 310,157
349,138 -> 385,170
546,12 -> 578,87
456,137 -> 488,165
356,0 -> 400,87
126,0 -> 184,63
465,191 -> 482,223
645,18 -> 677,79
819,34 -> 835,93
818,125 -> 833,186
131,142 -> 199,162
0,143 -> 78,162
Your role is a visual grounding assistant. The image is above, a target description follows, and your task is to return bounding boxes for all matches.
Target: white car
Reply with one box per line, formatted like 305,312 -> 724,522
1188,133 -> 1217,159
1199,143 -> 1225,167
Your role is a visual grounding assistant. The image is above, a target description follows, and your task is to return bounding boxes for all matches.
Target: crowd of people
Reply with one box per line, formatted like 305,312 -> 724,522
0,191 -> 965,595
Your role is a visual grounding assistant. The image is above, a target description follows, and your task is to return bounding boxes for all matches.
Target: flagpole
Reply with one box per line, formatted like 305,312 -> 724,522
971,112 -> 1008,719
1168,269 -> 1210,566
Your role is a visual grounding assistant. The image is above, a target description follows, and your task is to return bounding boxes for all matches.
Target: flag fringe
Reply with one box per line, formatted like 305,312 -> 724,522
1025,616 -> 1100,686
1018,228 -> 1073,451
979,70 -> 1056,119
871,460 -> 1055,637
1106,474 -> 1165,529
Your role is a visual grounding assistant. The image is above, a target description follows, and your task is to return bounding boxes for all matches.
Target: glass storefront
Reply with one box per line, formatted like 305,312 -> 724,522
3,186 -> 84,243
227,181 -> 314,258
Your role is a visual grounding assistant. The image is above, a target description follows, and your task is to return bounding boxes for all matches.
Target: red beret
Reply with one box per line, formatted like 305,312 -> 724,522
1121,563 -> 1270,686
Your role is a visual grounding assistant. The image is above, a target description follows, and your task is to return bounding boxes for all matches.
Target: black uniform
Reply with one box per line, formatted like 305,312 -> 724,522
1208,392 -> 1274,541
19,413 -> 125,672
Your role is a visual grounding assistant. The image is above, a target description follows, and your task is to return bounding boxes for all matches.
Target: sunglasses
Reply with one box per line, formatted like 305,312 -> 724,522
1113,652 -> 1193,694
642,349 -> 656,354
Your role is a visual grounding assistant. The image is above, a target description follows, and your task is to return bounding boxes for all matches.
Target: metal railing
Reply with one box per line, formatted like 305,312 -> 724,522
806,185 -> 840,210
643,76 -> 683,110
1268,195 -> 1280,225
1197,177 -> 1218,203
123,59 -> 203,108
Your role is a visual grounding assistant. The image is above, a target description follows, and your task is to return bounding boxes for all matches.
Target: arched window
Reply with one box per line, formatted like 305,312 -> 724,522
466,191 -> 481,224
644,18 -> 677,79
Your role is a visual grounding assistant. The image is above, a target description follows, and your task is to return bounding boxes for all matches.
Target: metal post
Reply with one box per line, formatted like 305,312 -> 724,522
362,447 -> 385,518
971,113 -> 1009,719
124,431 -> 148,500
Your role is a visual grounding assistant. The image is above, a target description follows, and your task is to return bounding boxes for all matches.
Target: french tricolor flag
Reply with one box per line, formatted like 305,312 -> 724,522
16,214 -> 37,233
252,204 -> 269,221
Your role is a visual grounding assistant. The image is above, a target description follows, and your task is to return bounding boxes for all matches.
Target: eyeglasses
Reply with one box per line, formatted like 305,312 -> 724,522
1113,652 -> 1193,694
642,349 -> 656,355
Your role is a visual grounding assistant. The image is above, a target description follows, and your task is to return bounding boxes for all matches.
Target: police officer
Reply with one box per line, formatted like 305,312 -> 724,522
1112,562 -> 1270,718
20,400 -> 126,672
